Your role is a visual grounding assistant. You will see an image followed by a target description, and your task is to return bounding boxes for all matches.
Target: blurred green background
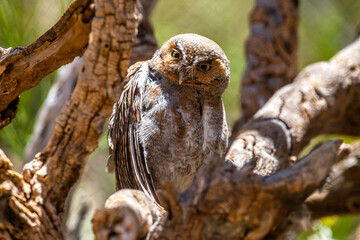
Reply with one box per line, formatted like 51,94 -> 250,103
0,0 -> 360,239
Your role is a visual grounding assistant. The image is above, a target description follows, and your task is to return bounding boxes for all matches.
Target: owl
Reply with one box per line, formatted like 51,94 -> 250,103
108,33 -> 230,204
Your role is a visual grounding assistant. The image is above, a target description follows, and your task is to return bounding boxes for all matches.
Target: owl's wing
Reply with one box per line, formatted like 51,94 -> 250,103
108,61 -> 160,204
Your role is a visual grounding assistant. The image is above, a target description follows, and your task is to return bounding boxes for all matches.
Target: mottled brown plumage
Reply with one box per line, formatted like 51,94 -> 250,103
108,33 -> 230,204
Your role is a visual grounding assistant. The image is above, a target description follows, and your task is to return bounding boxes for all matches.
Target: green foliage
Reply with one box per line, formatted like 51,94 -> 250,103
299,0 -> 360,68
298,216 -> 359,240
0,0 -> 39,47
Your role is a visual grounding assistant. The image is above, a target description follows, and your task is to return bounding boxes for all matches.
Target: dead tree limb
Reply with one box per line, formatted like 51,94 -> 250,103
139,141 -> 348,240
0,0 -> 94,129
306,144 -> 360,219
93,140 -> 346,240
227,37 -> 360,175
233,0 -> 299,133
0,0 -> 140,239
271,144 -> 360,239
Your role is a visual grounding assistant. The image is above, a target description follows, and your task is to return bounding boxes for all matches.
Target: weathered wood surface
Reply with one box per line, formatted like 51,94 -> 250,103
233,0 -> 299,131
0,0 -> 94,128
0,0 -> 140,238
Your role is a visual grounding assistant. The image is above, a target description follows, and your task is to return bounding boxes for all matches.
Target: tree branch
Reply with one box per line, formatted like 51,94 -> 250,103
0,0 -> 94,128
24,0 -> 158,164
227,37 -> 360,175
146,141 -> 347,240
306,144 -> 360,219
233,0 -> 299,133
0,0 -> 140,238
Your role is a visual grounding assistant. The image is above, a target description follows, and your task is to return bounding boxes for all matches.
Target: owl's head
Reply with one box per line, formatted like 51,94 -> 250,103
151,33 -> 230,95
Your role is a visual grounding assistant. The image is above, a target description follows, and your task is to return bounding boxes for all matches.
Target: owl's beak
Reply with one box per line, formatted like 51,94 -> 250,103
179,74 -> 186,85
178,66 -> 192,85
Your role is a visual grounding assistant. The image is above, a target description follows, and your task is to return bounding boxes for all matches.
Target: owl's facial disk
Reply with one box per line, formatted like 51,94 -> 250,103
152,34 -> 230,95
167,45 -> 228,92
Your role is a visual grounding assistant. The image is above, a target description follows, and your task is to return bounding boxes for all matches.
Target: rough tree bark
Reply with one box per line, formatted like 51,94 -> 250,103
1,0 -> 360,240
232,0 -> 299,134
0,0 -> 94,128
0,0 -> 140,239
24,0 -> 158,163
306,144 -> 360,219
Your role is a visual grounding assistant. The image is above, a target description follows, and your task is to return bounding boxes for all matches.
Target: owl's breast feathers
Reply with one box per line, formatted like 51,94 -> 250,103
108,61 -> 228,203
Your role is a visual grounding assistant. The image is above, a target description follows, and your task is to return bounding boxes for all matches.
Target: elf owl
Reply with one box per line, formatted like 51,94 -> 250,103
108,33 -> 230,204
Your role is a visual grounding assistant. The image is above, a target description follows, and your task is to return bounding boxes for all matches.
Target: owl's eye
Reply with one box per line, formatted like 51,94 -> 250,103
198,63 -> 212,72
171,50 -> 181,59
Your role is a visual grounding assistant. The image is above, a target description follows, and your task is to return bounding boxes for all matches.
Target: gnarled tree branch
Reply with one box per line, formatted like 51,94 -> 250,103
306,144 -> 360,219
145,141 -> 348,240
24,0 -> 158,164
0,0 -> 94,128
0,0 -> 140,239
233,0 -> 299,133
227,37 -> 360,175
